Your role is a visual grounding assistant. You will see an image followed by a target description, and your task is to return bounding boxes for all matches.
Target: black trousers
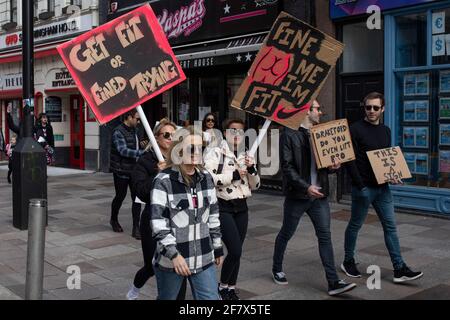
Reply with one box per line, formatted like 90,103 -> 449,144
219,205 -> 249,286
111,173 -> 141,228
133,205 -> 187,299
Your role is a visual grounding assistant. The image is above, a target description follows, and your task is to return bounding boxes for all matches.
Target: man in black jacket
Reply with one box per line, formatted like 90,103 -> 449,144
272,100 -> 356,296
110,109 -> 144,238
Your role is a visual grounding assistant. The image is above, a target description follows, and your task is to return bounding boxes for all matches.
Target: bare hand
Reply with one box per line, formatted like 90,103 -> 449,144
215,256 -> 224,267
245,155 -> 255,168
238,168 -> 247,179
389,178 -> 403,185
172,255 -> 191,276
307,185 -> 324,198
328,159 -> 341,170
157,161 -> 167,171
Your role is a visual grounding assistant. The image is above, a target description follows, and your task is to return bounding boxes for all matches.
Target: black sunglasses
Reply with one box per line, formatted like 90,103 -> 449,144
365,105 -> 382,112
206,118 -> 215,123
160,132 -> 173,139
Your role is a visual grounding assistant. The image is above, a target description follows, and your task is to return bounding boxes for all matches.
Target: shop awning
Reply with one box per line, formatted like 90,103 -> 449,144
173,32 -> 267,68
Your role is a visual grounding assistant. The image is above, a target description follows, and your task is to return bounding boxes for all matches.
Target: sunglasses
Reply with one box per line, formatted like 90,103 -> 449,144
365,105 -> 382,112
160,132 -> 173,139
206,118 -> 215,123
185,144 -> 203,154
228,128 -> 245,136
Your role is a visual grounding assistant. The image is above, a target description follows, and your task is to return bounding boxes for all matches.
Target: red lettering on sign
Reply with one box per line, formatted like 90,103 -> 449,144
5,34 -> 19,46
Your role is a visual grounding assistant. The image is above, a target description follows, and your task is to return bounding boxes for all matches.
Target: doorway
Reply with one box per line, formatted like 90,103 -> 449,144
69,95 -> 85,169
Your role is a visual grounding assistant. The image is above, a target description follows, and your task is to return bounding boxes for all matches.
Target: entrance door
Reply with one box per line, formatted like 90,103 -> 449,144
337,73 -> 384,199
69,95 -> 85,169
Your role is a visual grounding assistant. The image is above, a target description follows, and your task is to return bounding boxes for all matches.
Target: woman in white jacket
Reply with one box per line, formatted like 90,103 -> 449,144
203,118 -> 260,300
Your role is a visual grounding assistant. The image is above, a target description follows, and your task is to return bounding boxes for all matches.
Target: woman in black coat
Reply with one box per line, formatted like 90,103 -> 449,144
126,119 -> 187,300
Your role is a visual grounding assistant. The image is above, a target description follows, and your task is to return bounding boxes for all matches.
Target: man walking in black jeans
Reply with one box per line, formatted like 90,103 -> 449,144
110,109 -> 144,239
272,100 -> 356,296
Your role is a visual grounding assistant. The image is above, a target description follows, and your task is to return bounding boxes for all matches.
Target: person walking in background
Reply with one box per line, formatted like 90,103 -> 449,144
342,92 -> 423,283
127,119 -> 187,300
109,109 -> 144,238
5,135 -> 17,184
35,113 -> 55,165
202,113 -> 220,148
203,118 -> 260,300
150,126 -> 223,300
272,100 -> 356,296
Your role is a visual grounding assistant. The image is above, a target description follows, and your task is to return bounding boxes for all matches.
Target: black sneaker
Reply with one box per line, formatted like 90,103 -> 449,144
228,289 -> 240,300
328,280 -> 357,296
218,287 -> 230,300
132,226 -> 141,240
393,264 -> 423,283
272,271 -> 288,285
340,259 -> 362,278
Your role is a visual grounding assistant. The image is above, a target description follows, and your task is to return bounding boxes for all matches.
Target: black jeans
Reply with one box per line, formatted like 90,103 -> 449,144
219,205 -> 248,286
272,197 -> 339,285
111,173 -> 141,228
133,205 -> 187,299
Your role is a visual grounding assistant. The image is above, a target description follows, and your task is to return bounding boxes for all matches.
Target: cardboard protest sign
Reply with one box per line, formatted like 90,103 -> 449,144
310,119 -> 355,169
231,11 -> 344,130
367,147 -> 412,185
57,4 -> 185,124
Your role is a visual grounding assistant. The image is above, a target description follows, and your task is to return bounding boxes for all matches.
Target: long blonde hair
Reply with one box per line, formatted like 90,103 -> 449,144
166,125 -> 204,185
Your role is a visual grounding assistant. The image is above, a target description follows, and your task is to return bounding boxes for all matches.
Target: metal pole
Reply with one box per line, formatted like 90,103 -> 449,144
23,0 -> 35,135
25,199 -> 47,300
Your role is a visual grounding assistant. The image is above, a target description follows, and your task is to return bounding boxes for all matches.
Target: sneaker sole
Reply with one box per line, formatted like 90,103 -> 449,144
393,272 -> 423,283
272,275 -> 288,285
328,283 -> 357,296
340,264 -> 362,278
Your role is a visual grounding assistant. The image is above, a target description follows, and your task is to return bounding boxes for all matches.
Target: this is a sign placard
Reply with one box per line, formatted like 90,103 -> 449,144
310,119 -> 355,169
231,11 -> 344,130
57,4 -> 186,124
367,147 -> 412,185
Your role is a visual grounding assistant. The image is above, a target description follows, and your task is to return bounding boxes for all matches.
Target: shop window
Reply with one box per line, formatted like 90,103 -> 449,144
342,22 -> 383,73
395,13 -> 427,68
432,8 -> 450,65
174,79 -> 190,126
198,77 -> 220,125
227,75 -> 247,122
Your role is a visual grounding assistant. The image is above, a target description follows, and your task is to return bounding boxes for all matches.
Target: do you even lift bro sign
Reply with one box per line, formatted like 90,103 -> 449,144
57,4 -> 186,124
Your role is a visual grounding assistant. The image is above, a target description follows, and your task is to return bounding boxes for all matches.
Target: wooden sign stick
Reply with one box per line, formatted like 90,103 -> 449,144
248,119 -> 272,158
136,105 -> 164,162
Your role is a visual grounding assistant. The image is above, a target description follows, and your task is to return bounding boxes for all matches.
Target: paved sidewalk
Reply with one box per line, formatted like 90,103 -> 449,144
1,172 -> 450,300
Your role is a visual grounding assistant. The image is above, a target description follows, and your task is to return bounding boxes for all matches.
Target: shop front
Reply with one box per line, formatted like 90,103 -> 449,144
0,9 -> 100,170
106,0 -> 283,188
331,0 -> 450,215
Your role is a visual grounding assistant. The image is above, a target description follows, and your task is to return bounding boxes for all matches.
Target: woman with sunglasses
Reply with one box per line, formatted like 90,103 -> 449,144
127,119 -> 187,300
150,126 -> 224,300
203,118 -> 260,300
202,113 -> 221,148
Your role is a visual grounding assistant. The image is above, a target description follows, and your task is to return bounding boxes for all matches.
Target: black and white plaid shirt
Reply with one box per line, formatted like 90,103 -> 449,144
150,166 -> 223,274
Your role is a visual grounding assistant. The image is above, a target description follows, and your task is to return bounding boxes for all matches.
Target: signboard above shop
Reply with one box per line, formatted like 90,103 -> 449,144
330,0 -> 441,19
107,0 -> 279,46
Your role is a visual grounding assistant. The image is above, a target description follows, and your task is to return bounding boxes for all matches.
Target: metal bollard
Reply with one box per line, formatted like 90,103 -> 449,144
25,199 -> 47,300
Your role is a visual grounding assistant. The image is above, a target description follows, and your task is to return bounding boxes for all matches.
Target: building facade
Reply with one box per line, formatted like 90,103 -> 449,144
331,0 -> 450,215
0,0 -> 101,170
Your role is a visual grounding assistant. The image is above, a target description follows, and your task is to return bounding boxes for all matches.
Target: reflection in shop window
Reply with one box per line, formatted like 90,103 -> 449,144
227,75 -> 247,123
432,8 -> 450,65
395,13 -> 427,68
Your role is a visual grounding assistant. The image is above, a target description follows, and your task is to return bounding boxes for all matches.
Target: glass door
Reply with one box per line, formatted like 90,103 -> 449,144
69,95 -> 85,169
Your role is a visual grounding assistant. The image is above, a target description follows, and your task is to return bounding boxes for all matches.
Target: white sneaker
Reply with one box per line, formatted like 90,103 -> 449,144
126,285 -> 139,300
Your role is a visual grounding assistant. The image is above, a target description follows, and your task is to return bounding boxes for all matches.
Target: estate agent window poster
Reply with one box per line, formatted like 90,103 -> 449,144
403,127 -> 429,148
404,73 -> 429,96
404,152 -> 429,175
440,98 -> 450,119
440,124 -> 450,145
439,150 -> 450,172
403,100 -> 429,122
440,70 -> 450,93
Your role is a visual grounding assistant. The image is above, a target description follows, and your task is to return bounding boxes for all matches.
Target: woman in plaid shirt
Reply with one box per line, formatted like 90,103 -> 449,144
150,126 -> 224,300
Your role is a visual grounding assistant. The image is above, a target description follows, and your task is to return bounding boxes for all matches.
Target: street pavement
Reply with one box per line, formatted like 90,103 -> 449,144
1,170 -> 450,300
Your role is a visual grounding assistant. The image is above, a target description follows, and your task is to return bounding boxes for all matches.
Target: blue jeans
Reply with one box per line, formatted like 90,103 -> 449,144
273,197 -> 339,285
344,185 -> 404,270
154,264 -> 219,300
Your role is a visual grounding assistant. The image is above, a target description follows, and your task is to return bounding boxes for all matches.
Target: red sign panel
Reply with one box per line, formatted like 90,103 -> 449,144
57,4 -> 186,124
